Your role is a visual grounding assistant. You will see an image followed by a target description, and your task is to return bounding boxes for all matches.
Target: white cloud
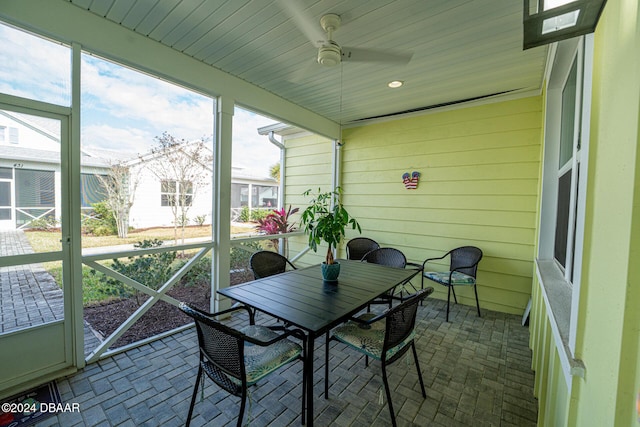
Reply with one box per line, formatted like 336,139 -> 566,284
0,24 -> 71,105
0,22 -> 282,177
81,124 -> 154,154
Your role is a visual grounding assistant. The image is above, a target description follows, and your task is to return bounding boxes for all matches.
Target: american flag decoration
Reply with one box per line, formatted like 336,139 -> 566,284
402,171 -> 420,189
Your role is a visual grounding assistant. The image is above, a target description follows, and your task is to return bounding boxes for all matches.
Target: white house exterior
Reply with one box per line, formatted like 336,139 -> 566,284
0,109 -> 111,230
0,111 -> 278,230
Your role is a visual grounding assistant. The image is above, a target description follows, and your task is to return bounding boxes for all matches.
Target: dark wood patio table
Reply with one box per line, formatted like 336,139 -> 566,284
217,258 -> 420,426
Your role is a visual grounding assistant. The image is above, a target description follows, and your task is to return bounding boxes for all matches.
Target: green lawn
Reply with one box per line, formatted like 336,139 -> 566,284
23,224 -> 261,306
24,224 -> 253,252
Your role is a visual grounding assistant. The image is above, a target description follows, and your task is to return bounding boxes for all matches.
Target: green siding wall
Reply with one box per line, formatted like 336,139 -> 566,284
574,0 -> 640,424
529,0 -> 640,425
284,132 -> 334,267
531,276 -> 570,426
340,96 -> 543,314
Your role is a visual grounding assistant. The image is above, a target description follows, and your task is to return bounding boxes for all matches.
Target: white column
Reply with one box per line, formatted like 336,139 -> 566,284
211,97 -> 233,312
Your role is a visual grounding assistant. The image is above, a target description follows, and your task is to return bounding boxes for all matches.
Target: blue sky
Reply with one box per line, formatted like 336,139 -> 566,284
0,22 -> 280,177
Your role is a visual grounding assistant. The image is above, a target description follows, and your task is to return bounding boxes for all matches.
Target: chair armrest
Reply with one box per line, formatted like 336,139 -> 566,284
182,302 -> 254,320
422,254 -> 448,270
348,311 -> 387,326
243,327 -> 307,347
406,261 -> 423,271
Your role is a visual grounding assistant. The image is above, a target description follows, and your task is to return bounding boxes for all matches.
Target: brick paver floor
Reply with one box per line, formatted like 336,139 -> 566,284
34,298 -> 538,427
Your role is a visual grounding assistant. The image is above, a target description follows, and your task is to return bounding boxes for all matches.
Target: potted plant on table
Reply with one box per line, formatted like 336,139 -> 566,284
300,187 -> 361,282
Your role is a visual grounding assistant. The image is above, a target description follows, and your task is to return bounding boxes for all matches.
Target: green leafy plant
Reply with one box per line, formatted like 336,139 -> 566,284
193,215 -> 207,226
93,239 -> 177,305
239,206 -> 250,222
83,201 -> 117,236
250,208 -> 269,221
26,215 -> 58,231
300,187 -> 361,265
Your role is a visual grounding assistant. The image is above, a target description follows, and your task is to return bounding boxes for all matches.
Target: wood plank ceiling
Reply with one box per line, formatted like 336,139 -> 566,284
68,0 -> 548,125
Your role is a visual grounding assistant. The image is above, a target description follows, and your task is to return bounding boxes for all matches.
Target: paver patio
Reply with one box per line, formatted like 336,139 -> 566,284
33,299 -> 538,427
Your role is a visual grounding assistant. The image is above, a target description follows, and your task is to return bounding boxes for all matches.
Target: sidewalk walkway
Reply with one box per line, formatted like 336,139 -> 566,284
0,230 -> 100,356
0,230 -> 63,333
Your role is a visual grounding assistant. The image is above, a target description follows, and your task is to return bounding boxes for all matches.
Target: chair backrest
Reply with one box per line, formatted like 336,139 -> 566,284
362,247 -> 406,269
249,251 -> 296,279
346,237 -> 380,260
179,303 -> 245,388
384,287 -> 434,351
449,246 -> 483,278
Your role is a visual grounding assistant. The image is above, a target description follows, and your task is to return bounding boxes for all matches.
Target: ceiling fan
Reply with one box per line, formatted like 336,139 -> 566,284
277,0 -> 413,68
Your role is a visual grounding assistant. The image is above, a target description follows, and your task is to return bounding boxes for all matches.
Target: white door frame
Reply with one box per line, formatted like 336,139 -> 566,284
0,96 -> 76,395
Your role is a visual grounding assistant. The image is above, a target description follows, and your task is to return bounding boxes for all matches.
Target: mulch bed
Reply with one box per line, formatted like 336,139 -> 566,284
83,271 -> 252,349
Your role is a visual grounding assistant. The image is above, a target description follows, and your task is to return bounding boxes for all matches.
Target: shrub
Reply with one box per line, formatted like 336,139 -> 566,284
84,201 -> 117,236
92,239 -> 177,304
238,206 -> 250,222
250,208 -> 269,221
194,215 -> 207,226
27,216 -> 58,231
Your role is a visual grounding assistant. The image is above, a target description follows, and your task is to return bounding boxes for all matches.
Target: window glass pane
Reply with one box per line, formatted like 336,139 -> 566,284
80,53 -> 213,247
559,59 -> 577,167
161,180 -> 176,193
0,22 -> 71,106
554,170 -> 572,266
0,167 -> 12,179
0,182 -> 10,206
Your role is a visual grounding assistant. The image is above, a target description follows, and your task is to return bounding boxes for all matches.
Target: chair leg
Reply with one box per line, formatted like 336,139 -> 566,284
411,342 -> 426,397
325,332 -> 330,399
237,388 -> 247,427
451,285 -> 458,304
474,284 -> 481,317
186,364 -> 202,427
446,286 -> 452,322
381,363 -> 397,427
302,354 -> 307,425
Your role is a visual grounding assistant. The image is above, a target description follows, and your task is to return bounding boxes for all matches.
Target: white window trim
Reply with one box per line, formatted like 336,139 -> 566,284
536,34 -> 593,391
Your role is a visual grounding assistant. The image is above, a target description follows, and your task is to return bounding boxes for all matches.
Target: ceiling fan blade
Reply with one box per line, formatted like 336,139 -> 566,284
287,57 -> 319,84
342,47 -> 413,64
276,0 -> 327,48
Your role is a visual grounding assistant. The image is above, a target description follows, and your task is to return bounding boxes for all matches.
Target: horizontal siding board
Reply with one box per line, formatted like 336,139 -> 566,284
343,179 -> 540,196
344,129 -> 542,158
347,194 -> 538,212
284,96 -> 542,315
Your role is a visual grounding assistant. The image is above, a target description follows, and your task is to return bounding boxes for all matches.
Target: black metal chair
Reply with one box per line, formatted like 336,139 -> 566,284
361,247 -> 421,307
249,251 -> 297,325
179,302 -> 306,427
324,288 -> 434,427
249,250 -> 296,279
421,246 -> 483,322
346,237 -> 380,260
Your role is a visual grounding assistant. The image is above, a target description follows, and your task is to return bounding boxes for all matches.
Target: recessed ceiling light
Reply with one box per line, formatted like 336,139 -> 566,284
388,80 -> 404,88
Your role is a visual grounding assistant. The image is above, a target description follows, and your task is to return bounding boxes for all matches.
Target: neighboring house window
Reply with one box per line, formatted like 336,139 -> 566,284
81,173 -> 107,208
161,180 -> 192,206
15,169 -> 55,227
0,167 -> 12,221
9,127 -> 18,144
0,126 -> 5,143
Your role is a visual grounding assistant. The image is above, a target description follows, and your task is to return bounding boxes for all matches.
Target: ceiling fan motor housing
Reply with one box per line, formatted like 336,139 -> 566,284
317,41 -> 341,66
